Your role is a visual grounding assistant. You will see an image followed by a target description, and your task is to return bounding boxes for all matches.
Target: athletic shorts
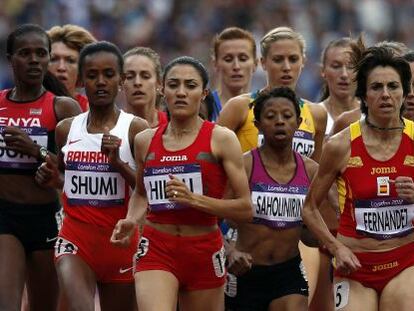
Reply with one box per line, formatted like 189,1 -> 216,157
334,242 -> 414,293
225,255 -> 308,311
134,225 -> 226,291
55,215 -> 139,283
0,198 -> 60,252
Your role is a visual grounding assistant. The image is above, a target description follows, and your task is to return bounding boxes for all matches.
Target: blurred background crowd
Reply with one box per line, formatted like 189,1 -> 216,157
0,0 -> 413,101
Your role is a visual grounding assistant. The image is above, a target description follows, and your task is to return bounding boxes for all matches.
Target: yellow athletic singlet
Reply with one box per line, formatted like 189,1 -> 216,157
235,91 -> 259,153
236,96 -> 316,156
293,99 -> 316,157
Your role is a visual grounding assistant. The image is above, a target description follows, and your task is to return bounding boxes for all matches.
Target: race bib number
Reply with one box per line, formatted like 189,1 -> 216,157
225,227 -> 238,242
133,237 -> 150,274
292,130 -> 314,157
144,163 -> 203,211
355,197 -> 414,239
54,237 -> 78,257
0,126 -> 48,169
251,183 -> 306,228
334,281 -> 349,310
224,273 -> 237,297
299,260 -> 308,282
55,208 -> 64,231
257,133 -> 264,147
136,237 -> 149,259
64,162 -> 125,207
212,246 -> 226,278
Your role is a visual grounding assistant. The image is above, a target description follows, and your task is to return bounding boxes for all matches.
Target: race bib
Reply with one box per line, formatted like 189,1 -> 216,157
144,163 -> 203,211
257,133 -> 264,147
292,130 -> 314,157
0,126 -> 48,169
64,161 -> 125,207
251,183 -> 306,228
225,273 -> 237,297
355,197 -> 414,239
54,237 -> 78,257
334,281 -> 350,310
212,246 -> 226,278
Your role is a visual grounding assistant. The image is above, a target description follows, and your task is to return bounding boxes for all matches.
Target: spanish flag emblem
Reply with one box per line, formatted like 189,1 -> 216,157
379,184 -> 388,194
377,176 -> 389,196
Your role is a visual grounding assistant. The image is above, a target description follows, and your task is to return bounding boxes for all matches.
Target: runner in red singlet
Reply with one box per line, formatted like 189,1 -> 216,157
0,23 -> 80,310
303,45 -> 414,311
111,56 -> 252,311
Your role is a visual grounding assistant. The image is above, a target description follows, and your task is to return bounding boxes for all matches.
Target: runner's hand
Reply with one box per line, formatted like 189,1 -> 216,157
101,126 -> 122,167
35,155 -> 60,188
111,218 -> 136,247
166,174 -> 195,205
3,126 -> 39,157
390,176 -> 414,203
227,248 -> 253,276
334,244 -> 361,275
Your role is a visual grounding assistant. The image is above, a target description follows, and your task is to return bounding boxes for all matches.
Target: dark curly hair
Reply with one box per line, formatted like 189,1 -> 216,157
252,87 -> 301,122
351,45 -> 411,115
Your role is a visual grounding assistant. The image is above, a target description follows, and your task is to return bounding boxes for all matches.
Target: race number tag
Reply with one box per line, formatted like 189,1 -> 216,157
144,163 -> 203,211
54,237 -> 78,257
334,281 -> 349,310
135,237 -> 149,260
0,126 -> 48,169
251,183 -> 306,228
224,273 -> 237,297
55,209 -> 64,231
133,237 -> 150,274
64,162 -> 125,207
257,133 -> 264,147
212,246 -> 226,278
354,198 -> 414,239
292,130 -> 314,157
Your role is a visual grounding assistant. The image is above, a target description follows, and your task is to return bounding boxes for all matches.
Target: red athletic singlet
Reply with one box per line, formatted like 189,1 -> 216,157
144,121 -> 227,226
0,89 -> 57,174
337,120 -> 414,240
157,110 -> 168,128
75,93 -> 89,112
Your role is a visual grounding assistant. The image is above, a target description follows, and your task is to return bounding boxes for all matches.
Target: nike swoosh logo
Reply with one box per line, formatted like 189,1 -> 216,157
68,138 -> 82,145
46,236 -> 58,243
0,107 -> 7,111
119,267 -> 133,274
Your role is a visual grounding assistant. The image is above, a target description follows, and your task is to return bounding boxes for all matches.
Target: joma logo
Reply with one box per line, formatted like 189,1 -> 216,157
370,167 -> 396,175
160,155 -> 188,162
